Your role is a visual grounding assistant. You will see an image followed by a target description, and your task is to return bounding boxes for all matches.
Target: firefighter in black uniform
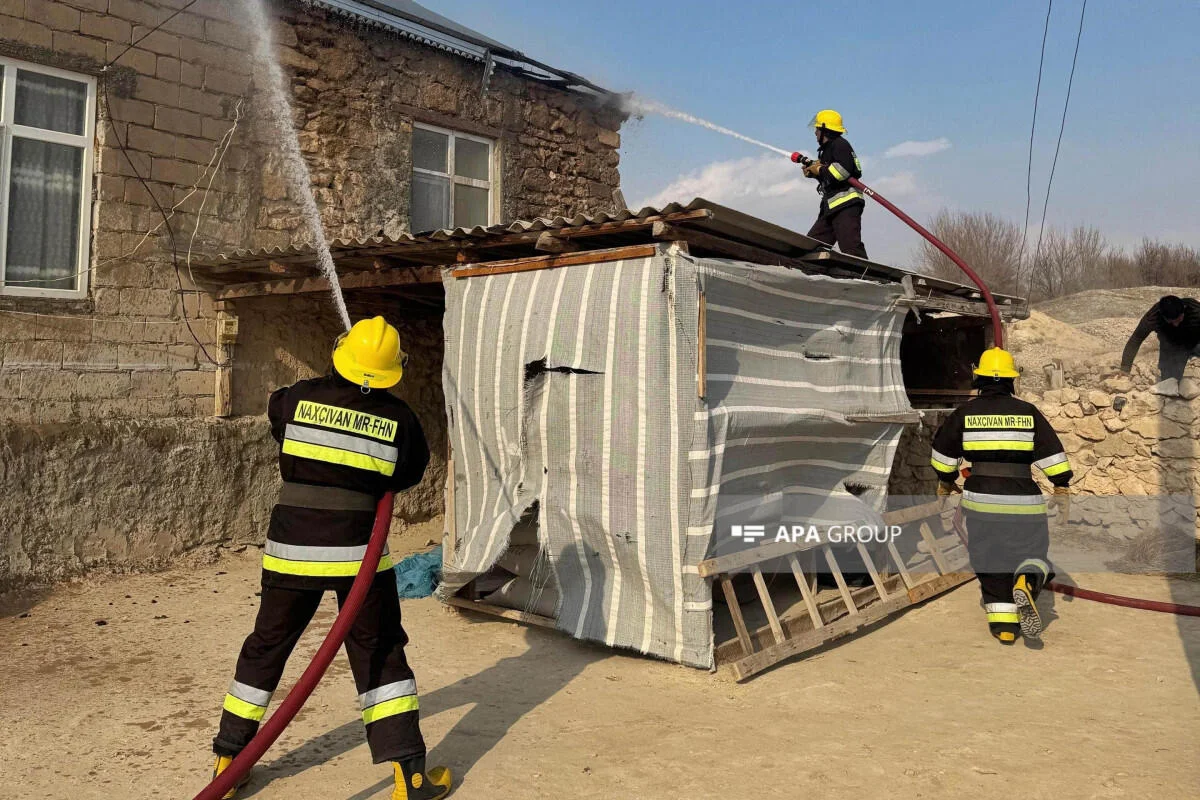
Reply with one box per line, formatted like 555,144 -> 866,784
209,316 -> 451,800
802,109 -> 868,259
929,348 -> 1073,644
1119,294 -> 1200,388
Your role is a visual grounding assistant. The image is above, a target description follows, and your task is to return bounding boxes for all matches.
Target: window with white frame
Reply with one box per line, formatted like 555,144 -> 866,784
0,58 -> 96,298
411,123 -> 494,233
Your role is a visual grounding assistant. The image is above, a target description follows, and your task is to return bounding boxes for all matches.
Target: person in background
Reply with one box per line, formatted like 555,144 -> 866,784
1120,294 -> 1200,391
801,108 -> 868,259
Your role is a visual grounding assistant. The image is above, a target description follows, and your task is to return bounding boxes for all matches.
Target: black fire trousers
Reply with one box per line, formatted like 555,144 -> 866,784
808,202 -> 867,259
213,573 -> 425,764
964,513 -> 1053,607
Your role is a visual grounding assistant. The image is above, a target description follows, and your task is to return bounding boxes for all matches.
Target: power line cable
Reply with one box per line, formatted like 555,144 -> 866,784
104,0 -> 200,70
1021,0 -> 1054,260
1033,0 -> 1088,269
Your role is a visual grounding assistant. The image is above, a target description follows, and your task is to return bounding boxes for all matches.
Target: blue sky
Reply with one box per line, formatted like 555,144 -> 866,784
431,0 -> 1199,266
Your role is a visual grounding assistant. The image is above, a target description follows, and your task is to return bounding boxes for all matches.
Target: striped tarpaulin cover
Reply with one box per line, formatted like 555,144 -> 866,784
441,245 -> 912,668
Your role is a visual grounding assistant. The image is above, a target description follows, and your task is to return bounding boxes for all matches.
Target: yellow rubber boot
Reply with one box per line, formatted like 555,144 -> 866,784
392,757 -> 452,800
212,755 -> 250,800
1013,575 -> 1044,639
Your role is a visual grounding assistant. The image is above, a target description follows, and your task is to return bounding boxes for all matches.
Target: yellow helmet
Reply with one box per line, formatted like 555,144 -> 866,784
973,347 -> 1020,379
809,109 -> 846,134
332,316 -> 407,389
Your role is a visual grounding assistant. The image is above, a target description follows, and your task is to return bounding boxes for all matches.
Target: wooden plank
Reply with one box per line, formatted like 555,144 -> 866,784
751,568 -> 786,645
731,591 -> 910,680
653,221 -> 811,267
845,412 -> 922,423
919,522 -> 951,574
787,555 -> 823,629
214,265 -> 441,301
823,546 -> 858,615
444,596 -> 558,630
698,537 -> 826,578
452,244 -> 658,279
697,291 -> 707,399
881,497 -> 956,526
720,577 -> 754,657
729,571 -> 973,680
855,542 -> 890,601
907,571 -> 974,604
886,540 -> 915,590
714,577 -> 904,664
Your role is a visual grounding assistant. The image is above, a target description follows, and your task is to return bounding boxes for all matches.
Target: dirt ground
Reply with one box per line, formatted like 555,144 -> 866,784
2,540 -> 1197,800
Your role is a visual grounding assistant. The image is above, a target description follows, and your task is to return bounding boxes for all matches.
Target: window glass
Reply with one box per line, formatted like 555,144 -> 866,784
6,138 -> 84,287
15,70 -> 87,135
455,138 -> 490,181
411,172 -> 450,233
412,127 -> 448,173
454,184 -> 490,229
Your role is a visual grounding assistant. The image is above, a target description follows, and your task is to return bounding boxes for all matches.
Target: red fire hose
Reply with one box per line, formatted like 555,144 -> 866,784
193,492 -> 396,800
790,152 -> 1004,347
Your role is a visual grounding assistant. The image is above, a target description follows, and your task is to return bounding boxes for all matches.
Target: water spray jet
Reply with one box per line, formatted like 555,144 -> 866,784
246,0 -> 351,332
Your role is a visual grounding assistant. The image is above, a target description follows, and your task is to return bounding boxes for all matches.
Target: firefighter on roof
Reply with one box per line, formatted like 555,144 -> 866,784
802,109 -> 868,259
929,348 -> 1073,644
209,316 -> 451,800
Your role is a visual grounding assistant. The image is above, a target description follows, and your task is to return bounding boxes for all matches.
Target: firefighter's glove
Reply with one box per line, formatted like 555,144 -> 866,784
936,481 -> 962,497
803,161 -> 823,179
1048,484 -> 1071,522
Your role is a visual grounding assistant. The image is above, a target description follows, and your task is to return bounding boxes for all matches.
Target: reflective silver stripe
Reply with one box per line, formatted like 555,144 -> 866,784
984,602 -> 1019,614
853,156 -> 863,171
1032,452 -> 1069,470
284,424 -> 398,463
931,448 -> 959,468
359,679 -> 417,710
963,430 -> 1035,442
963,491 -> 1045,505
1016,558 -> 1050,579
264,540 -> 390,562
827,163 -> 848,180
826,189 -> 862,207
228,680 -> 272,707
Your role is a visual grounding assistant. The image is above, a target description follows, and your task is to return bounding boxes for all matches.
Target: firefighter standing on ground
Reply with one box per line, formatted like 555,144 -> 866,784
209,316 -> 451,800
802,109 -> 868,259
929,348 -> 1073,643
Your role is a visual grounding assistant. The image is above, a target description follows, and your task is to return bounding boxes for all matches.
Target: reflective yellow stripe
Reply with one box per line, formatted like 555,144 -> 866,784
1042,460 -> 1072,476
262,553 -> 394,577
294,401 -> 397,442
362,695 -> 419,725
986,612 -> 1020,623
223,694 -> 267,721
961,498 -> 1046,514
931,457 -> 958,473
962,441 -> 1035,451
282,439 -> 396,476
827,163 -> 848,180
826,190 -> 862,209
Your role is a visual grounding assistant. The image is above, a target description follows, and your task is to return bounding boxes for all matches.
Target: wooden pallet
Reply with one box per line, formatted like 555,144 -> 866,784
707,498 -> 972,681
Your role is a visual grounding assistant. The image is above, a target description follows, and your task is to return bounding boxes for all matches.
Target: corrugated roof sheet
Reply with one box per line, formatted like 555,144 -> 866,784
191,198 -> 1028,316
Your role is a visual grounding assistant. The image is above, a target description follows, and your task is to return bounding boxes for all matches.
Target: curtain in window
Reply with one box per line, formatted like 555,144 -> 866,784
15,71 -> 87,134
6,139 -> 83,288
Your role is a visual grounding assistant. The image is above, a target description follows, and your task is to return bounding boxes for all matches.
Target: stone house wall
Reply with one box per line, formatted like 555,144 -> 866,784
0,0 -> 625,588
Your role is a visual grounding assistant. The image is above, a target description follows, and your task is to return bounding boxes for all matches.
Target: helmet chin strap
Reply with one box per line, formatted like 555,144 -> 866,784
360,379 -> 371,395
